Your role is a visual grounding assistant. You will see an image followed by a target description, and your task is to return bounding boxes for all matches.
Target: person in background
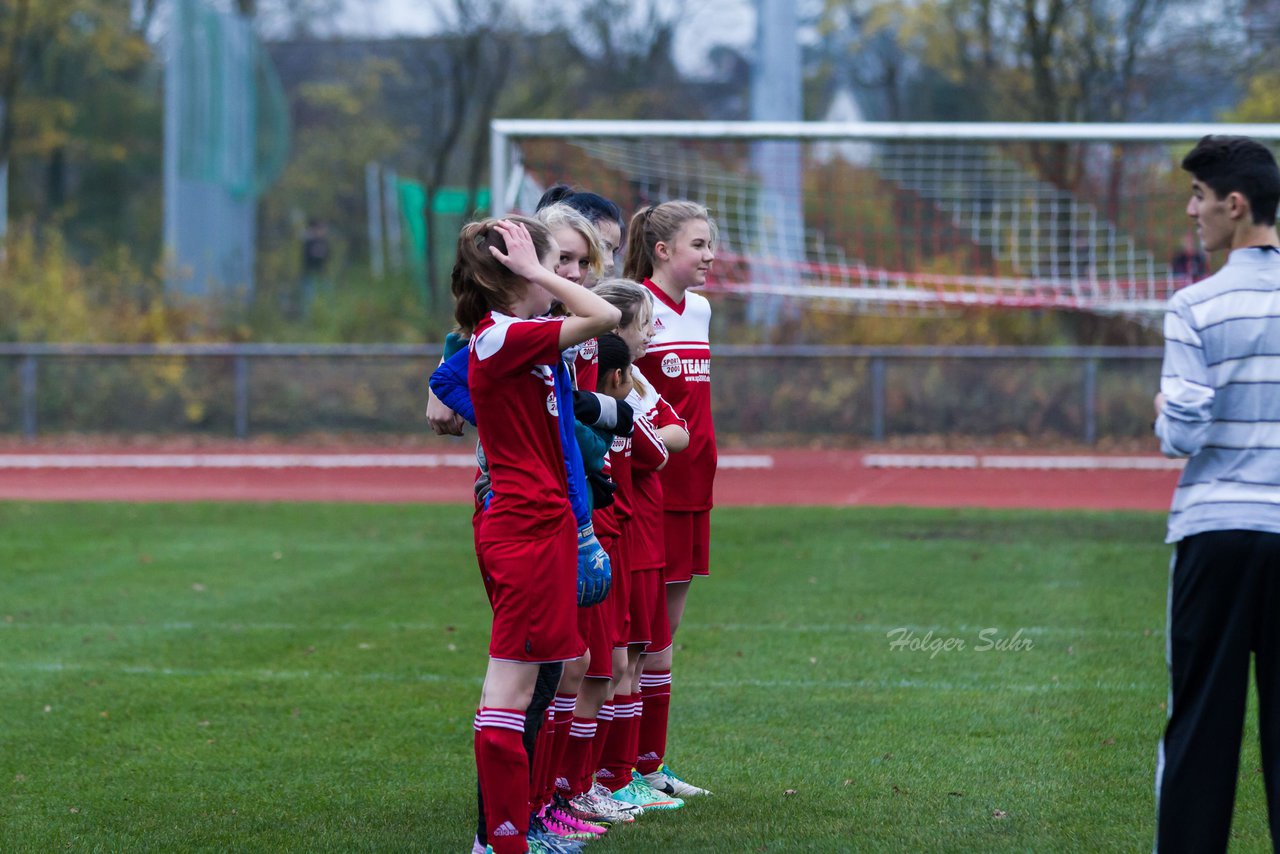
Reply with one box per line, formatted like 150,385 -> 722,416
299,218 -> 331,316
1170,232 -> 1209,285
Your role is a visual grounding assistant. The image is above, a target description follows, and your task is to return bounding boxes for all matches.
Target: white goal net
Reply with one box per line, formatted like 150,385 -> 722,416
491,120 -> 1280,319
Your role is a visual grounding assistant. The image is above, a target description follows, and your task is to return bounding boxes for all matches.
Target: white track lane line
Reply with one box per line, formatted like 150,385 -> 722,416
0,453 -> 775,471
863,453 -> 1184,471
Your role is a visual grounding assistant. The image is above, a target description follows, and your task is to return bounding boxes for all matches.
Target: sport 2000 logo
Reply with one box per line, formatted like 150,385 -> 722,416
661,352 -> 683,378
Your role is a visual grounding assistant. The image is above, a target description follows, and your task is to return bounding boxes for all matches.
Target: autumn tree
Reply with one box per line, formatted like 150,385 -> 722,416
819,0 -> 1228,187
0,0 -> 159,252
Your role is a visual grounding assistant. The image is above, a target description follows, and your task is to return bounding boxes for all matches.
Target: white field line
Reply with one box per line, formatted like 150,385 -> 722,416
0,620 -> 1162,639
0,661 -> 1160,694
863,453 -> 1185,471
0,453 -> 774,470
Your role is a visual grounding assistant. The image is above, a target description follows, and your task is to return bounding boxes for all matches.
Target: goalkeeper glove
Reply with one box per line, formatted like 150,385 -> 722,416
577,523 -> 612,606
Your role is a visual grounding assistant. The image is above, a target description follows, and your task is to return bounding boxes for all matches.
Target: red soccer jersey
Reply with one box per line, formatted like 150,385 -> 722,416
607,432 -> 634,523
574,337 -> 599,394
592,443 -> 621,539
629,372 -> 687,571
634,278 -> 717,511
468,311 -> 570,539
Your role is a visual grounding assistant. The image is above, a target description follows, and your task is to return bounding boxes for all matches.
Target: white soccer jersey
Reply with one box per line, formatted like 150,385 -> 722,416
634,278 -> 717,511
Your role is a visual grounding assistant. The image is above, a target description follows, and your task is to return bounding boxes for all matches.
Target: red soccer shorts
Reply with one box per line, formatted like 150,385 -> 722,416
609,525 -> 632,650
477,512 -> 582,663
662,509 -> 710,584
582,534 -> 618,679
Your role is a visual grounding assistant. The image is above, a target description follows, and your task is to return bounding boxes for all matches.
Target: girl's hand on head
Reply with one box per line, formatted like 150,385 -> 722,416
489,220 -> 544,280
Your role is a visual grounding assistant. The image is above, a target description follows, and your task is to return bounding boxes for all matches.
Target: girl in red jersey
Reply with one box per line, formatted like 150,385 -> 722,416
623,201 -> 718,797
454,216 -> 620,854
553,281 -> 656,813
538,202 -> 606,292
523,202 -> 623,839
536,184 -> 626,279
588,279 -> 694,813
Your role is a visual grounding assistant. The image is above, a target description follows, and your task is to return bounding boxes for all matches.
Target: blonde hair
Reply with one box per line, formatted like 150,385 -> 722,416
589,278 -> 652,329
450,216 -> 552,334
622,200 -> 718,282
590,278 -> 654,396
537,203 -> 606,281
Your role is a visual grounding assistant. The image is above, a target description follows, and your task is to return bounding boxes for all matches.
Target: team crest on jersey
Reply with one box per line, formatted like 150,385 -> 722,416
580,338 -> 598,360
661,352 -> 683,378
547,391 -> 558,416
610,435 -> 627,453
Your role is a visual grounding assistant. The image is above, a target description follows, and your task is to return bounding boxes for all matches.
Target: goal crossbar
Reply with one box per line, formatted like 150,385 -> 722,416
491,121 -> 1280,319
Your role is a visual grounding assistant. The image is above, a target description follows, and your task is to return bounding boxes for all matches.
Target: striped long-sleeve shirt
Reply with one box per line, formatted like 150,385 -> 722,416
1156,246 -> 1280,543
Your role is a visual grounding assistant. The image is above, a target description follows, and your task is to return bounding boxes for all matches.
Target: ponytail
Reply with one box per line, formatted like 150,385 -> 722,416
621,201 -> 717,283
622,206 -> 656,281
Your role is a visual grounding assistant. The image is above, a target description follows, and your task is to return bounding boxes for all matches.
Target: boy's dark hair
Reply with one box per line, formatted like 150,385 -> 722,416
595,333 -> 632,388
537,184 -> 624,233
1182,135 -> 1280,226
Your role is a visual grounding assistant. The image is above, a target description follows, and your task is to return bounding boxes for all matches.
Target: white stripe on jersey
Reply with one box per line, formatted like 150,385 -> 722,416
473,311 -> 558,362
472,312 -> 517,361
645,342 -> 711,354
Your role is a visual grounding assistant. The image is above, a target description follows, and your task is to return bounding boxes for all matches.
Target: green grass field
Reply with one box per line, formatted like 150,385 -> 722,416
0,503 -> 1273,852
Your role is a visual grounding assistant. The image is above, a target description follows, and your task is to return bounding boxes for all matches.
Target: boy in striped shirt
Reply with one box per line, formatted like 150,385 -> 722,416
1153,134 -> 1280,853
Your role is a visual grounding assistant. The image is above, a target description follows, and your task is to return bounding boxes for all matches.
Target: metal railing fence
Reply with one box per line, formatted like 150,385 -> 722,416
0,344 -> 1163,444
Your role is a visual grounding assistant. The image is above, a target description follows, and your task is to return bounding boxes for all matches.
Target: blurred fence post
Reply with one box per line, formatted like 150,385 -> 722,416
20,354 -> 36,441
870,356 -> 887,442
234,355 -> 250,440
1083,357 -> 1098,445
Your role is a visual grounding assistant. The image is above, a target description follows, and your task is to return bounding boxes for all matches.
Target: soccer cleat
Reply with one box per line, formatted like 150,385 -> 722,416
570,790 -> 638,824
642,762 -> 713,797
540,801 -> 608,840
551,791 -> 621,829
530,811 -> 593,847
472,837 -> 486,854
530,838 -> 579,854
591,782 -> 645,817
609,774 -> 685,811
485,840 -> 579,854
526,816 -> 587,854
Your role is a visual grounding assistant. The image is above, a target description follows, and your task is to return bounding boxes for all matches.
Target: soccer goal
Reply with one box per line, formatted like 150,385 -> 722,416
490,120 -> 1280,319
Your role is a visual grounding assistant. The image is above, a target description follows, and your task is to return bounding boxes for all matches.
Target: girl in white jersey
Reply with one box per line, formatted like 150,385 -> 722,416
623,201 -> 718,797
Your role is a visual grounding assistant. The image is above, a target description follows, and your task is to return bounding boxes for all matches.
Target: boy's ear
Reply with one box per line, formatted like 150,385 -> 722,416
1227,190 -> 1252,222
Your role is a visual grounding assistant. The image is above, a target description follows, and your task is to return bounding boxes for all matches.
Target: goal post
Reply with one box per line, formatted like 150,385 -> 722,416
490,120 -> 1280,318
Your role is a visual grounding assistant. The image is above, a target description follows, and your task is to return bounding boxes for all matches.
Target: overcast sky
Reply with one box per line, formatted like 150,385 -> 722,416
328,0 -> 759,75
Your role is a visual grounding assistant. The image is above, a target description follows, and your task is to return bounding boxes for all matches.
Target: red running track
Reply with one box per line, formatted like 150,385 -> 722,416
0,449 -> 1180,511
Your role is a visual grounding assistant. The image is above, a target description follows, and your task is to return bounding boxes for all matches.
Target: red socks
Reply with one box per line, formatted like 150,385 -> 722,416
595,693 -> 640,792
636,669 -> 672,775
560,715 -> 599,797
589,701 -> 614,787
528,706 -> 556,814
474,707 -> 529,854
530,693 -> 577,811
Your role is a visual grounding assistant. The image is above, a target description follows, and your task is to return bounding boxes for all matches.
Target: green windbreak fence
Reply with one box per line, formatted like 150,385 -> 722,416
396,183 -> 490,301
174,0 -> 290,199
